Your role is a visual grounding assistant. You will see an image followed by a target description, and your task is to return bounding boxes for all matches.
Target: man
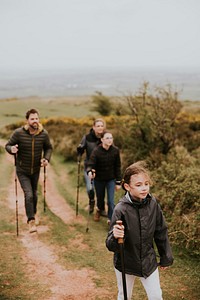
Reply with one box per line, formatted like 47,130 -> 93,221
77,118 -> 106,214
5,108 -> 53,233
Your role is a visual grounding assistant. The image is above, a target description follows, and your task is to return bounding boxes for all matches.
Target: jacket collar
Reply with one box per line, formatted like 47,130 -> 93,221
125,192 -> 151,208
24,123 -> 43,135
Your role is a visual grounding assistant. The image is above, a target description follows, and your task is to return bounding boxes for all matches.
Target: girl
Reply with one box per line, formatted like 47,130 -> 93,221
106,161 -> 173,300
87,131 -> 121,224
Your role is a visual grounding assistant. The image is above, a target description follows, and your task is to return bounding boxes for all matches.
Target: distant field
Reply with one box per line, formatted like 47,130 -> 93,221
181,99 -> 200,114
0,96 -> 97,129
0,96 -> 199,129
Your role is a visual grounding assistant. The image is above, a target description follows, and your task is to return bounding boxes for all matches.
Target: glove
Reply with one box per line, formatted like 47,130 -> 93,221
77,145 -> 84,155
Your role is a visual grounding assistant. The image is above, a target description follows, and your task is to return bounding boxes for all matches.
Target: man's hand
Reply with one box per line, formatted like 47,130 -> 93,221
11,144 -> 18,154
41,158 -> 48,167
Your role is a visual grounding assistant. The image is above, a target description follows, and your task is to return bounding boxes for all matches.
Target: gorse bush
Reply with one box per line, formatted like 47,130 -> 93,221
43,115 -> 133,161
151,146 -> 200,256
152,146 -> 200,214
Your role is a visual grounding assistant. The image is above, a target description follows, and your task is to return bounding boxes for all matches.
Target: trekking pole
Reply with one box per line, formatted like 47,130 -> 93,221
76,155 -> 81,216
14,154 -> 19,236
43,166 -> 46,212
86,179 -> 94,232
116,220 -> 127,300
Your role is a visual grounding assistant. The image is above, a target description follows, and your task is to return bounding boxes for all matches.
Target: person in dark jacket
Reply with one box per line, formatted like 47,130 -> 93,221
87,131 -> 122,224
77,118 -> 106,214
106,161 -> 173,300
5,108 -> 53,233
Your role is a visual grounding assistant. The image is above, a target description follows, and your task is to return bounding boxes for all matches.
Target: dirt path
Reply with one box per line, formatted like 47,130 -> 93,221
1,141 -> 109,300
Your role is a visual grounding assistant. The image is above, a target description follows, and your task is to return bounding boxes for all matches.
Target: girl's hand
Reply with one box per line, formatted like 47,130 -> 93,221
113,223 -> 124,239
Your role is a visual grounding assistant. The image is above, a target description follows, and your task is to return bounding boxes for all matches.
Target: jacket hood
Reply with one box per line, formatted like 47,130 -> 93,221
90,128 -> 102,139
23,123 -> 43,135
121,192 -> 151,208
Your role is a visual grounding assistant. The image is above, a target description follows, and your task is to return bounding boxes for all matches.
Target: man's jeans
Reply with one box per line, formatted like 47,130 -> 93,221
17,170 -> 40,222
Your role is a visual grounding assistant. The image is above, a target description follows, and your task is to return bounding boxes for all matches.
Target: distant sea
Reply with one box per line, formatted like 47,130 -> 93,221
0,67 -> 199,100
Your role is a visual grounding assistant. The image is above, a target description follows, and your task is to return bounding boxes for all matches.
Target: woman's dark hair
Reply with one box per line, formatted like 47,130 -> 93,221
25,108 -> 39,119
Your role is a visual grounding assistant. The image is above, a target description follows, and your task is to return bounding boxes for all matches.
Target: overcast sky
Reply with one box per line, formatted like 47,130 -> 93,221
0,0 -> 200,72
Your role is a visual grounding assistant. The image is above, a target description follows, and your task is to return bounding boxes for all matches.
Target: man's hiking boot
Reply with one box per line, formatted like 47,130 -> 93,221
100,210 -> 107,217
89,199 -> 95,214
28,220 -> 37,233
94,209 -> 100,222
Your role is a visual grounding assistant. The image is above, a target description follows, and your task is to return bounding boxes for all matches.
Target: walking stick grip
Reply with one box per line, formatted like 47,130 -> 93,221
116,220 -> 127,299
116,220 -> 124,244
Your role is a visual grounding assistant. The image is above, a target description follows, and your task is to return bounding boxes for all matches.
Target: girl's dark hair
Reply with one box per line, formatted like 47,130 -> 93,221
121,161 -> 152,190
25,108 -> 39,119
101,130 -> 113,138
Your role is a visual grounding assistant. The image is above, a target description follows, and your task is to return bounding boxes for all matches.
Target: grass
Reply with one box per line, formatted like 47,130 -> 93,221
0,96 -> 96,129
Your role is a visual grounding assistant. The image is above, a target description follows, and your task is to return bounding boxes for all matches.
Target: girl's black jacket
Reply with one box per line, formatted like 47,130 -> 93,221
87,144 -> 121,184
106,192 -> 174,278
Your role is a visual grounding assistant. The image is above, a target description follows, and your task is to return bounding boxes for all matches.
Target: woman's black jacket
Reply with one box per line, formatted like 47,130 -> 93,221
106,193 -> 174,278
77,128 -> 101,169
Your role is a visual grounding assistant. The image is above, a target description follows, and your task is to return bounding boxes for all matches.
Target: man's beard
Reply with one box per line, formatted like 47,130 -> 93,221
30,123 -> 38,130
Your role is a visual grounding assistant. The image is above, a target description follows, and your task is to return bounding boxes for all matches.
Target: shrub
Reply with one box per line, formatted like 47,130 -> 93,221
120,83 -> 183,166
151,146 -> 200,256
90,92 -> 113,116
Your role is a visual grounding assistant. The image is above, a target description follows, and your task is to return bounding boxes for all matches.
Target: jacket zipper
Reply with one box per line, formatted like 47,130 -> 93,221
31,136 -> 34,174
137,208 -> 143,276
